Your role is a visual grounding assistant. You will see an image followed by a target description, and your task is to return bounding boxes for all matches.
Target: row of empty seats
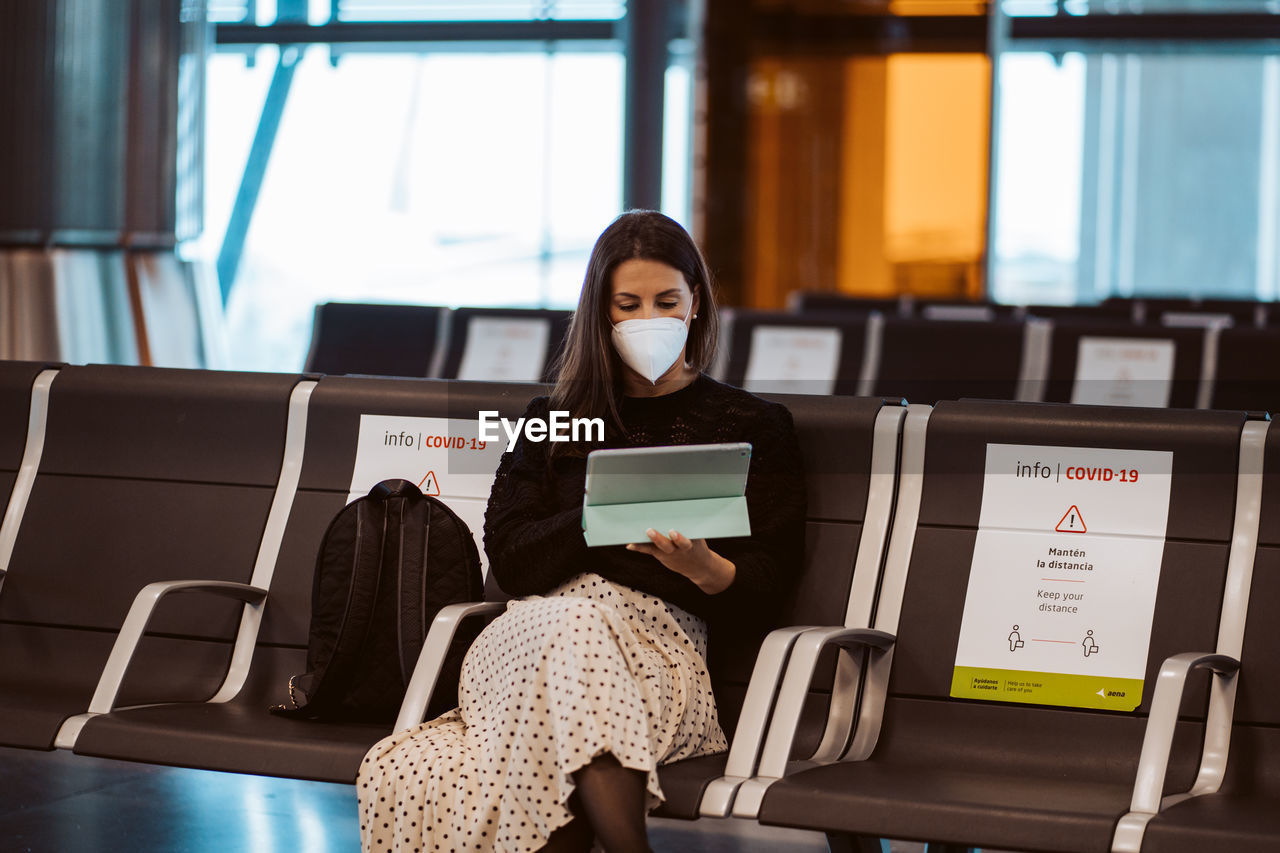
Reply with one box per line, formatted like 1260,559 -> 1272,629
2,361 -> 1278,850
304,303 -> 572,382
719,308 -> 1280,410
789,291 -> 1278,329
310,300 -> 1280,413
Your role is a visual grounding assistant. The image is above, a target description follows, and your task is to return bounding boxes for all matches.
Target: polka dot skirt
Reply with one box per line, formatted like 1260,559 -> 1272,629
357,572 -> 727,852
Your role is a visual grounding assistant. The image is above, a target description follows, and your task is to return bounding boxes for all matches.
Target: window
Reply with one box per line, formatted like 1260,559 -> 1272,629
203,46 -> 624,370
988,3 -> 1280,304
200,1 -> 693,371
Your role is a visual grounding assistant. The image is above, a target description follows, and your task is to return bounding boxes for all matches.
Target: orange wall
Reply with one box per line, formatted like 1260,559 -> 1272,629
839,53 -> 990,297
885,53 -> 990,263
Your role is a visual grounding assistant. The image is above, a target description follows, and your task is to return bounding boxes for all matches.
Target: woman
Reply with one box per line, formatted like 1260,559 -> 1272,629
358,211 -> 806,852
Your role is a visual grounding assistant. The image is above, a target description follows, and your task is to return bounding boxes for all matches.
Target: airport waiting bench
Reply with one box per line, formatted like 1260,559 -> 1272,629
72,379 -> 902,809
304,302 -> 572,383
786,290 -> 1272,328
0,363 -> 302,751
0,363 -> 909,820
717,309 -> 1035,404
8,363 -> 1280,849
55,374 -> 541,781
732,399 -> 1264,852
304,299 -> 1280,417
718,308 -> 1218,410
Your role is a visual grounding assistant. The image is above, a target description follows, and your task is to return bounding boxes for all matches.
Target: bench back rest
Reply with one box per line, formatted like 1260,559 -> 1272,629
304,302 -> 445,378
872,316 -> 1027,404
1211,326 -> 1280,413
262,375 -> 544,647
887,400 -> 1244,724
718,309 -> 868,396
1,364 -> 300,640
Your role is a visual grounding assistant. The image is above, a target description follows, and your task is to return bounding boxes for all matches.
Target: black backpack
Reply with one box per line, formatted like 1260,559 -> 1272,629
273,478 -> 483,723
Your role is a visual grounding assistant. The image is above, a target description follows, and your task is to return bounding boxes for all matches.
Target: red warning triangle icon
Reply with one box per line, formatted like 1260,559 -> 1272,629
419,470 -> 441,497
1056,505 -> 1086,533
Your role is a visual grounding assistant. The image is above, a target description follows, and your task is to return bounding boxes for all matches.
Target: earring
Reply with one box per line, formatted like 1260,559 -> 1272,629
693,313 -> 698,319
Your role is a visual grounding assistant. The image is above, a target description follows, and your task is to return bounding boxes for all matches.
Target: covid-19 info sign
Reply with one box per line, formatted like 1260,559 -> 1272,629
950,443 -> 1173,711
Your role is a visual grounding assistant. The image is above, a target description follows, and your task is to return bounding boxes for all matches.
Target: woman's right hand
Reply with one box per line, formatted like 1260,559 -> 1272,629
626,528 -> 736,595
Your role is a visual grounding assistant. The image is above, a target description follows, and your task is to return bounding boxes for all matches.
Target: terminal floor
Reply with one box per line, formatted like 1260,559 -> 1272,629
1,745 -> 947,853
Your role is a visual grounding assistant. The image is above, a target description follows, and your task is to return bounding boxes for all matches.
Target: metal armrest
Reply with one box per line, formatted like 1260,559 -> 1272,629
53,580 -> 267,749
0,368 -> 59,592
731,626 -> 896,819
698,624 -> 821,817
393,601 -> 507,733
1111,651 -> 1240,853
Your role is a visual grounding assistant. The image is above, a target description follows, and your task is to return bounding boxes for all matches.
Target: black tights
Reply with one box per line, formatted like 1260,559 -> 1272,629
538,753 -> 652,853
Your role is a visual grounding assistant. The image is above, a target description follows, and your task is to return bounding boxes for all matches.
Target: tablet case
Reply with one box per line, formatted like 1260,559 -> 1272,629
582,443 -> 753,547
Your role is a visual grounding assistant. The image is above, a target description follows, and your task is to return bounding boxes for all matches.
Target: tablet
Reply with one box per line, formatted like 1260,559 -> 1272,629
582,442 -> 753,547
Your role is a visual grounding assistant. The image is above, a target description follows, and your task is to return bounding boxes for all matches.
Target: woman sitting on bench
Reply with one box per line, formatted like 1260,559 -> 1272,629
357,210 -> 806,853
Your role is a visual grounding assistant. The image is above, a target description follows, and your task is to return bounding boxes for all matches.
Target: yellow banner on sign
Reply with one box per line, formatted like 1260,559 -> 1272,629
951,666 -> 1143,712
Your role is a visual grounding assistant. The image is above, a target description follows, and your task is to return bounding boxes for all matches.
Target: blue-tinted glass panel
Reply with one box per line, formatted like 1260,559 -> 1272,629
990,50 -> 1280,304
203,46 -> 626,371
209,0 -> 254,22
335,1 -> 624,21
990,53 -> 1086,304
212,0 -> 624,23
1003,0 -> 1280,13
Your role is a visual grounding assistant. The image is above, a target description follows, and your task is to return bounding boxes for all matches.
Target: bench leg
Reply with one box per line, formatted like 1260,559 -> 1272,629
825,834 -> 889,853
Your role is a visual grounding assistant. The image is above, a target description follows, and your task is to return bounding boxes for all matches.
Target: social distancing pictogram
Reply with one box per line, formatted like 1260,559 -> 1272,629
1056,505 -> 1086,533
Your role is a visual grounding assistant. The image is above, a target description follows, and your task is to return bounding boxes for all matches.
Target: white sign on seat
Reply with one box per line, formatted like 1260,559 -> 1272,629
951,442 -> 1173,711
1070,336 -> 1176,408
743,326 -> 842,395
348,414 -> 507,576
456,317 -> 551,382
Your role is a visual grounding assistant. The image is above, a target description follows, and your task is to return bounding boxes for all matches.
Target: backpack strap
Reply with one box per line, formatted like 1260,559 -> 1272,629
295,498 -> 388,716
396,498 -> 431,683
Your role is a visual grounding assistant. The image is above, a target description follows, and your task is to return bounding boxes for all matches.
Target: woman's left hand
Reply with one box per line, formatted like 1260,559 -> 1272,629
626,529 -> 736,595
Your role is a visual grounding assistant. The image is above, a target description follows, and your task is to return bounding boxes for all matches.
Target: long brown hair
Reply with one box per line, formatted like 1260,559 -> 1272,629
548,210 -> 719,453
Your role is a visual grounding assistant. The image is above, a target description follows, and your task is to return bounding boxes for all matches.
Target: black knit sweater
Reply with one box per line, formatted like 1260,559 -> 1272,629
482,374 -> 807,643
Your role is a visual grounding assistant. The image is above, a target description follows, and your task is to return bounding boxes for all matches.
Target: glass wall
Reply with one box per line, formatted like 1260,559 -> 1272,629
200,1 -> 694,371
988,2 -> 1280,304
203,47 -> 625,370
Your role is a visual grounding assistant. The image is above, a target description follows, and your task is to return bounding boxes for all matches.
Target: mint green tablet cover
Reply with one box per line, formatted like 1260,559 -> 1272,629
582,495 -> 751,547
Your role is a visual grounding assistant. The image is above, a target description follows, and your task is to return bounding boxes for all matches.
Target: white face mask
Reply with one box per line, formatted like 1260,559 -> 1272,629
611,299 -> 694,385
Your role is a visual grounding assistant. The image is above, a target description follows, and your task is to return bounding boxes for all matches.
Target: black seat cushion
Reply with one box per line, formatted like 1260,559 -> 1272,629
761,698 -> 1208,852
72,645 -> 388,783
0,623 -> 236,750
